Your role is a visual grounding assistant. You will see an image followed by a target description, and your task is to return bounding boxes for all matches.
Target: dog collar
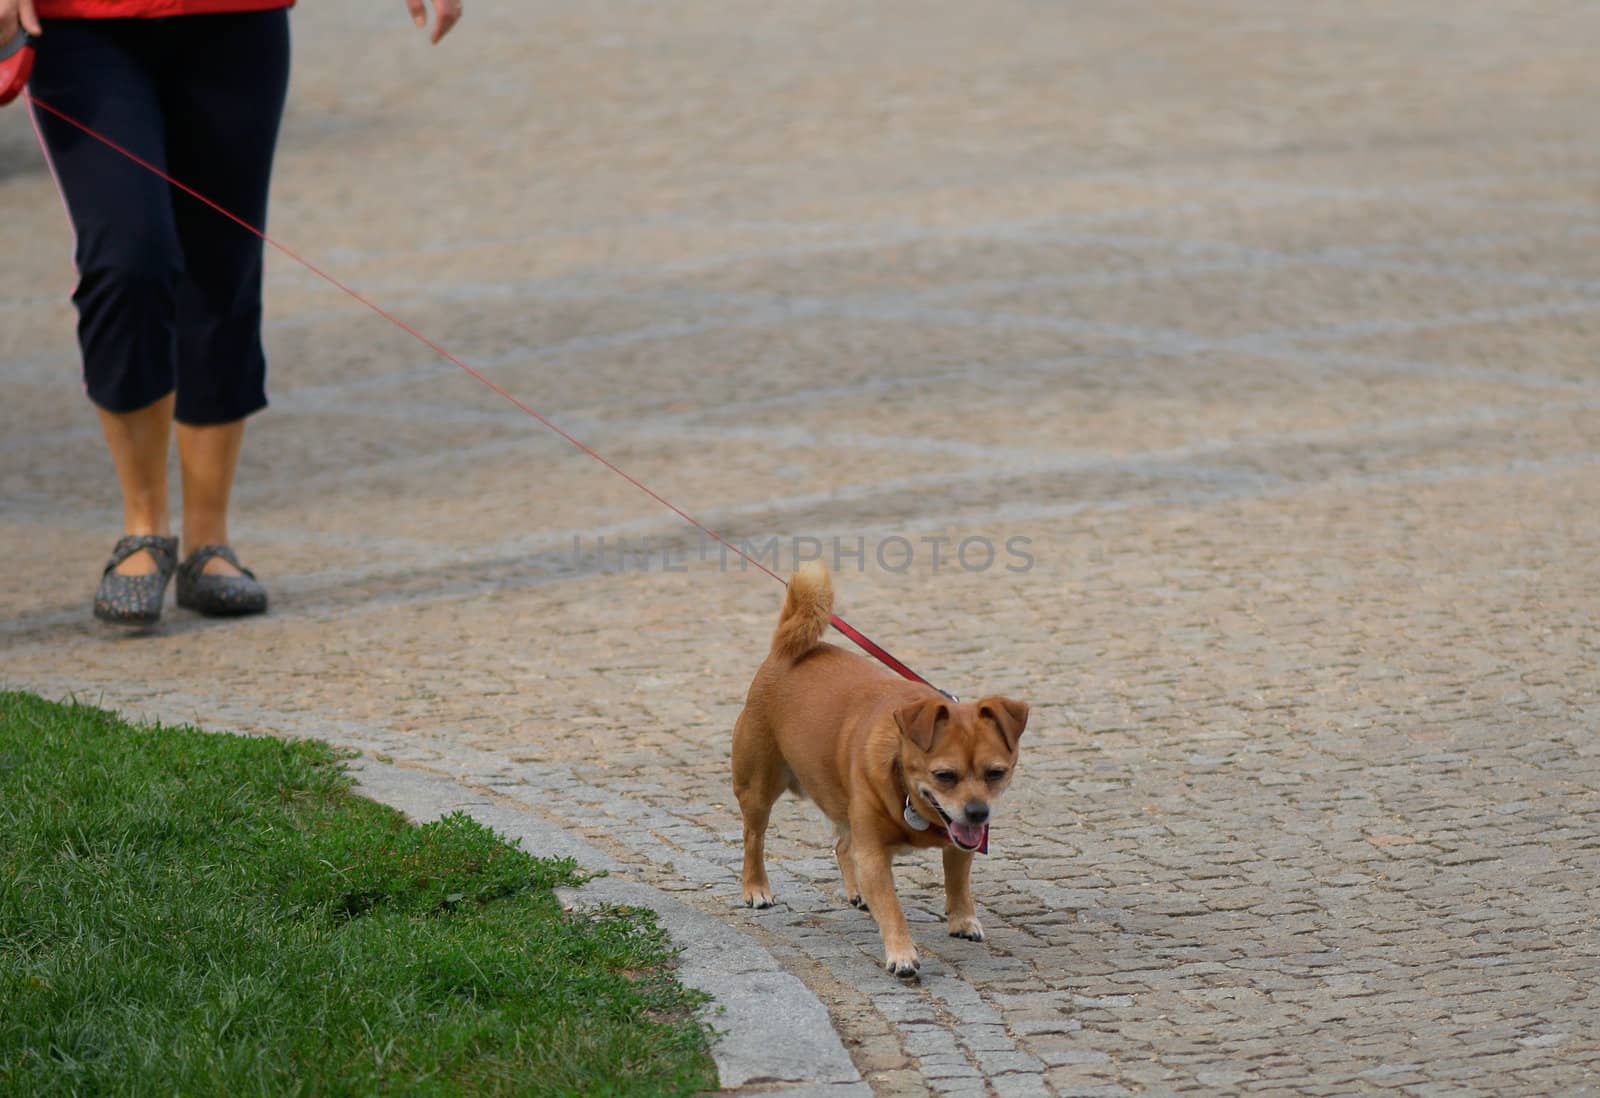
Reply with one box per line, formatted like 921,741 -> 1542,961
902,798 -> 933,831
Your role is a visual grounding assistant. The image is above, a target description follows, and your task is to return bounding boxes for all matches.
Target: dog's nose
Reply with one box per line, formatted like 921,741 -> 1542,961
964,801 -> 990,824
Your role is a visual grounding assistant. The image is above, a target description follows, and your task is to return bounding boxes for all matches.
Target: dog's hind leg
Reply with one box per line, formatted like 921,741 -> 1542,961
835,830 -> 867,909
732,709 -> 784,908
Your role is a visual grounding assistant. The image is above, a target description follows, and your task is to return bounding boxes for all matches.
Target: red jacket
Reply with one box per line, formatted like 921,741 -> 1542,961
37,0 -> 292,16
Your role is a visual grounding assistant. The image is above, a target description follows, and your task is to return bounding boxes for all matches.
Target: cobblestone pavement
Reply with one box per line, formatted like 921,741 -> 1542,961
5,2 -> 1600,1094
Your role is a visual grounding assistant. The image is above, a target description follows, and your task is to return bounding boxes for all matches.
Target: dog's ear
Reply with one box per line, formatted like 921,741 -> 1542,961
894,698 -> 949,753
978,696 -> 1029,751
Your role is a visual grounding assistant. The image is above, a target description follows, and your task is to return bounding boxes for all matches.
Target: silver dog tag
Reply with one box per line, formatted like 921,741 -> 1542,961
903,801 -> 931,831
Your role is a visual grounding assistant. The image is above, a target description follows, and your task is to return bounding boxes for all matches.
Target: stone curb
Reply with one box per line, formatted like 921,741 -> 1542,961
346,756 -> 869,1096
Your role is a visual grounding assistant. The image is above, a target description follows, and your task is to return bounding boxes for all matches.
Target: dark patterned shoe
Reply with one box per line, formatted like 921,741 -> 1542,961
176,544 -> 269,617
94,534 -> 179,626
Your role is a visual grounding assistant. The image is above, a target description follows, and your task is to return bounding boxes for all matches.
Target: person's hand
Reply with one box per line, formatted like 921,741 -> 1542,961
404,0 -> 460,44
2,0 -> 42,42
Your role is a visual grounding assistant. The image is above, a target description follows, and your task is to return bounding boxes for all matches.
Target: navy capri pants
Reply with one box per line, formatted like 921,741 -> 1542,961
29,10 -> 290,425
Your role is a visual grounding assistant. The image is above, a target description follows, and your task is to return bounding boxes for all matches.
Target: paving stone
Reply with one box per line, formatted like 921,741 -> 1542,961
991,1076 -> 1053,1098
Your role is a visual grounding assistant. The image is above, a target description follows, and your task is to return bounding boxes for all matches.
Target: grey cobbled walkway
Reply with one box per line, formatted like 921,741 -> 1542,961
4,2 -> 1600,1095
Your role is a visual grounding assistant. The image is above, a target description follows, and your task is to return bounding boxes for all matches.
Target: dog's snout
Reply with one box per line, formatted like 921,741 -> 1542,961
964,802 -> 990,825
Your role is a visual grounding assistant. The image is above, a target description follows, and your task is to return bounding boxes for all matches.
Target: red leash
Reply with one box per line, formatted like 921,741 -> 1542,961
829,616 -> 956,700
24,91 -> 955,700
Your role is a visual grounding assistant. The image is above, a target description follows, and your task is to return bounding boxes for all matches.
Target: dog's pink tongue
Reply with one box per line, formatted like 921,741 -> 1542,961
949,820 -> 988,850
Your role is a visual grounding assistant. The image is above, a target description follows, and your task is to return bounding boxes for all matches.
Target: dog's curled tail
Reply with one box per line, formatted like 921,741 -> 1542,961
771,561 -> 833,662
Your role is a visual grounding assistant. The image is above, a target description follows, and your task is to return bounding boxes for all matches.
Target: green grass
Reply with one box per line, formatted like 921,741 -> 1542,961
0,691 -> 716,1097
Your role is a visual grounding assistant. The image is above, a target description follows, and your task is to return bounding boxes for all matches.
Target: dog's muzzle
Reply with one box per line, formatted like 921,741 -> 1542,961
919,792 -> 990,853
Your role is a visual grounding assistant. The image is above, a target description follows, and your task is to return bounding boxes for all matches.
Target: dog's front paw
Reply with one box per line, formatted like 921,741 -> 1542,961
949,917 -> 985,942
884,948 -> 921,979
743,886 -> 776,909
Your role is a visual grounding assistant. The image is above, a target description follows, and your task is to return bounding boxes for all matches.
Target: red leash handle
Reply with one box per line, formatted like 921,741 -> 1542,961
24,89 -> 953,698
0,30 -> 35,108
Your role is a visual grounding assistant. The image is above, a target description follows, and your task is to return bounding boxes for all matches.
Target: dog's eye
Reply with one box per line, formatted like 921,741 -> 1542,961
985,769 -> 1009,783
932,771 -> 959,786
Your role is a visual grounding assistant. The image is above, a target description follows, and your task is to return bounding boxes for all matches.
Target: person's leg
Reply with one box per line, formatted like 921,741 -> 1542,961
162,10 -> 291,582
176,419 -> 244,573
97,395 -> 175,575
29,20 -> 183,580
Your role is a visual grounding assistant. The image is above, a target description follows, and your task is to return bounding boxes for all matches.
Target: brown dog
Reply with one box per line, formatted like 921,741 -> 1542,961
732,561 -> 1028,977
